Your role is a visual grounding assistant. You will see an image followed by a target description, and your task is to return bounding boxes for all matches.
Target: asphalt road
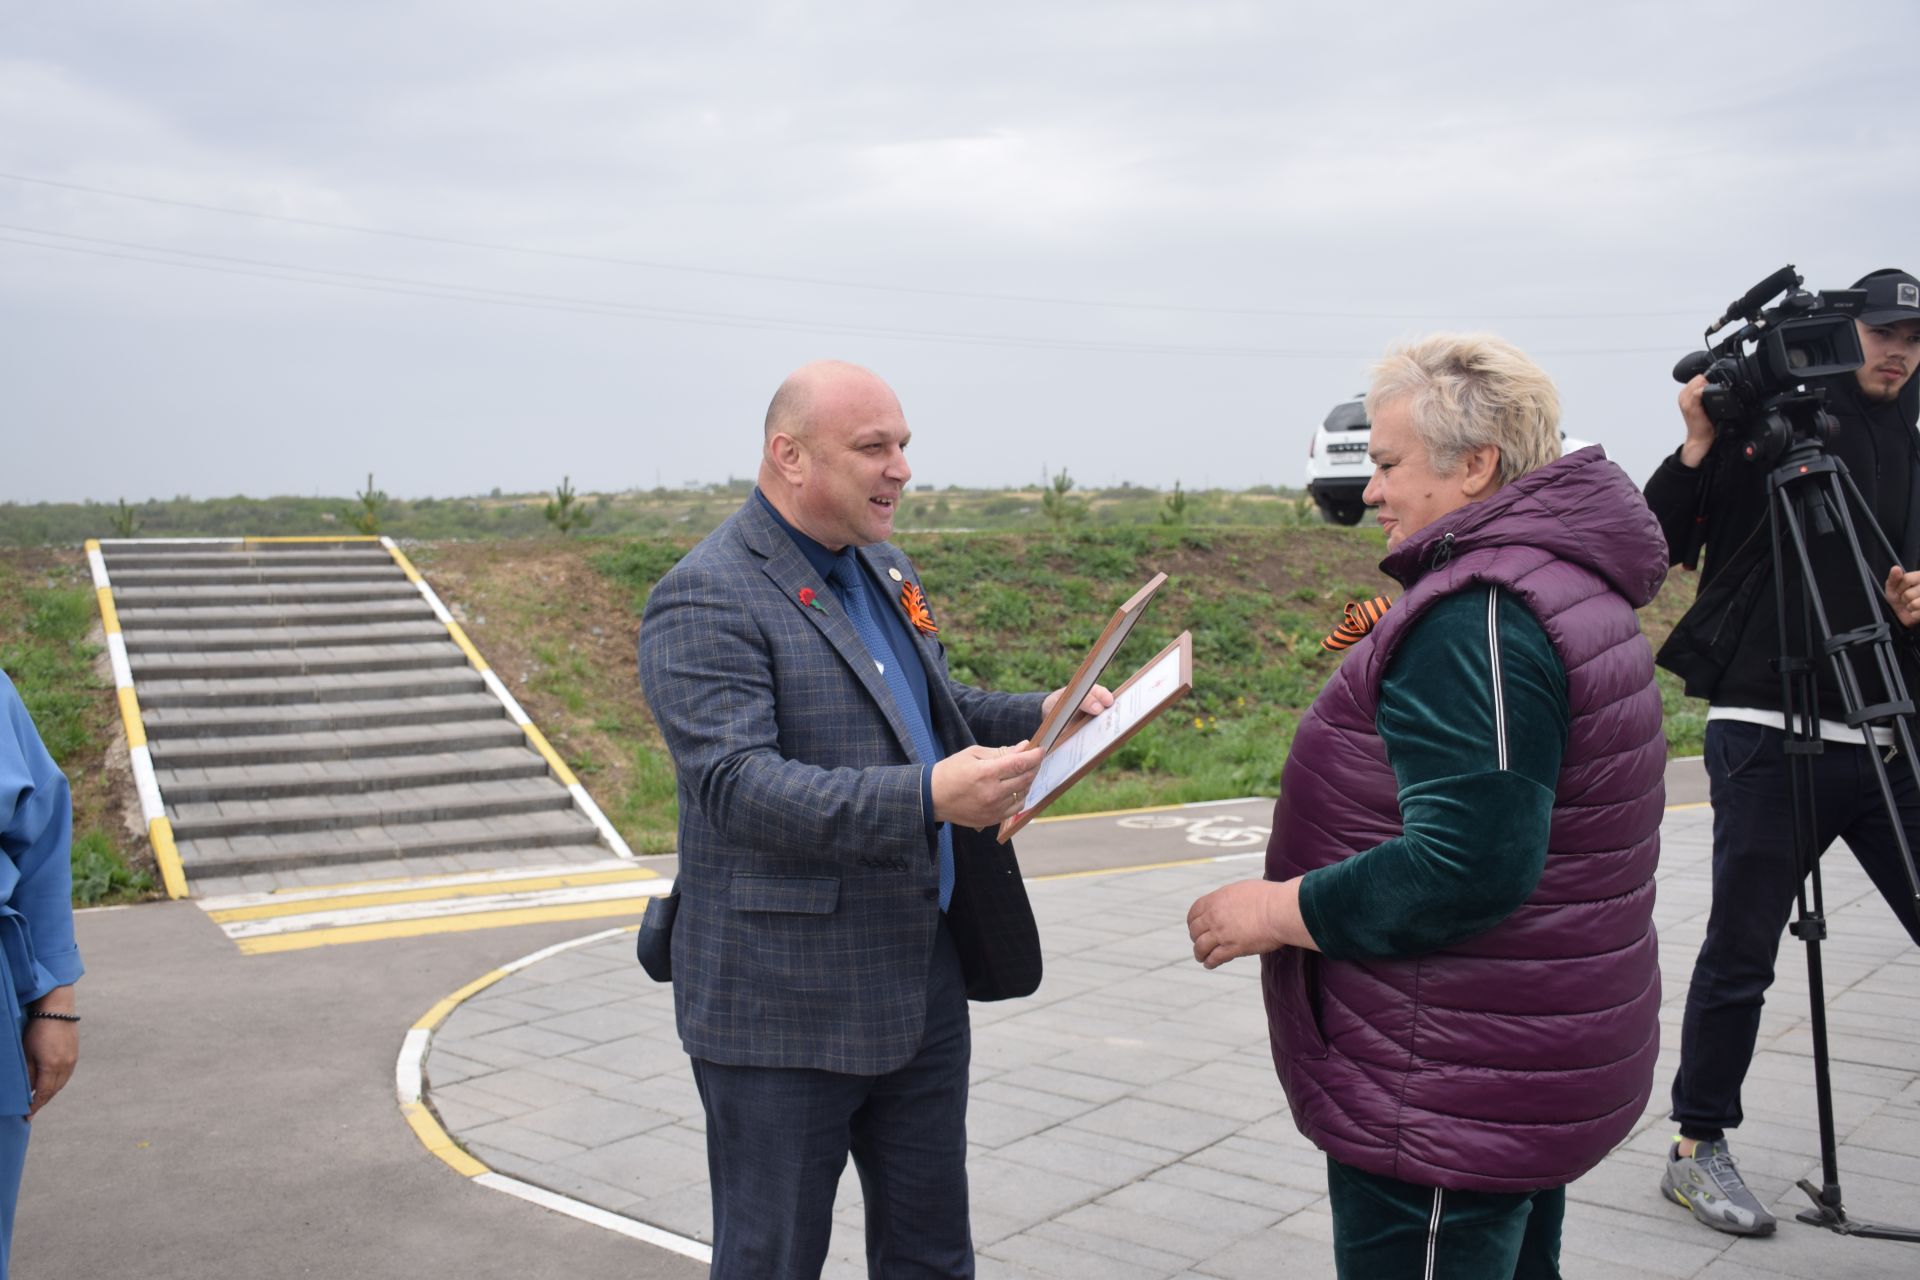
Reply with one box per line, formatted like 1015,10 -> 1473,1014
17,902 -> 705,1280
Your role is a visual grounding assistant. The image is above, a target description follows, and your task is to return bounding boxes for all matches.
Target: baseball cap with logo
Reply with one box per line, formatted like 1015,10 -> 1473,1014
1852,268 -> 1920,325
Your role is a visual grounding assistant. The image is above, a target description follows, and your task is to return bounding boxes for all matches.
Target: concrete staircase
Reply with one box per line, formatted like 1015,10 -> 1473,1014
97,539 -> 618,887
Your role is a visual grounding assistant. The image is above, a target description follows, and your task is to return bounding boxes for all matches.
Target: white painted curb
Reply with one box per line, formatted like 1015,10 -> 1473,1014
396,925 -> 710,1264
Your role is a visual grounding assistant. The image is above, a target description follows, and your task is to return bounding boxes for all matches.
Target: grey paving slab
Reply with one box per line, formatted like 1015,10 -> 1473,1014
111,581 -> 420,606
168,774 -> 572,840
142,690 -> 507,739
116,597 -> 434,629
421,799 -> 1920,1279
1192,1218 -> 1340,1280
462,1120 -> 589,1165
100,545 -> 392,566
129,641 -> 466,681
147,718 -> 528,768
119,620 -> 452,651
155,745 -> 548,802
137,665 -> 484,709
107,565 -> 406,586
176,808 -> 599,874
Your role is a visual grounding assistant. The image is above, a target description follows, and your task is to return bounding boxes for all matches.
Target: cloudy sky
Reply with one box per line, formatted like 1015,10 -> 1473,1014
4,2 -> 1916,504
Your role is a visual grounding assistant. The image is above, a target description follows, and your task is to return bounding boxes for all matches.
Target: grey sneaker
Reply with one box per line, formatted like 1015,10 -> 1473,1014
1661,1138 -> 1778,1236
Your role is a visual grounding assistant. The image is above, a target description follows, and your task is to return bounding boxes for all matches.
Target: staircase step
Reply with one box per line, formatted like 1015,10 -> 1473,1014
109,566 -> 406,587
101,546 -> 389,566
120,622 -> 452,653
116,599 -> 435,631
137,667 -> 484,709
147,720 -> 529,768
156,747 -> 549,802
168,776 -> 573,840
128,643 -> 467,681
142,692 -> 506,739
175,808 -> 601,876
112,582 -> 418,608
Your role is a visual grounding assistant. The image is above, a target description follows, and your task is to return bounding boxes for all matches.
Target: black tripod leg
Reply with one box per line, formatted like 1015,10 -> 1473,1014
1768,456 -> 1920,1241
1770,485 -> 1847,1226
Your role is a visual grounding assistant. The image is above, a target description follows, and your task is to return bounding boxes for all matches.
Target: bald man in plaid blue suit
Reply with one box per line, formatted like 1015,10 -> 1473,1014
639,361 -> 1109,1279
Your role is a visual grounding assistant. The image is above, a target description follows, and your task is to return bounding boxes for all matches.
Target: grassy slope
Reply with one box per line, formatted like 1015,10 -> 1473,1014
0,528 -> 1703,886
0,550 -> 155,903
418,528 -> 1702,855
405,540 -> 682,854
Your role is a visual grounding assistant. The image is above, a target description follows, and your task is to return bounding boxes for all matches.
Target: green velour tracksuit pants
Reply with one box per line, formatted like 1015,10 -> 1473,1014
1326,1156 -> 1565,1280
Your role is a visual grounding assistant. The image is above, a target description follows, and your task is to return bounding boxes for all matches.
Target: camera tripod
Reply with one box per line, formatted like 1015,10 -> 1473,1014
1761,427 -> 1920,1242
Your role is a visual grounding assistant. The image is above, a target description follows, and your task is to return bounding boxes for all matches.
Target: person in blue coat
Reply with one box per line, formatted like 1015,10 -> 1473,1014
0,669 -> 84,1277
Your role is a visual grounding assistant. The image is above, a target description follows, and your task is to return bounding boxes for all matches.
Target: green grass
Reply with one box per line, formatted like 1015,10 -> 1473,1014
1,587 -> 99,761
591,524 -> 1705,827
614,742 -> 681,855
0,564 -> 152,905
592,539 -> 689,611
2,481 -> 1326,546
1659,669 -> 1708,757
70,831 -> 153,905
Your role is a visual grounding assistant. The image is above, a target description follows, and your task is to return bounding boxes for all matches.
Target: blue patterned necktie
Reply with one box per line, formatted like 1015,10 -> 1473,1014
827,556 -> 954,912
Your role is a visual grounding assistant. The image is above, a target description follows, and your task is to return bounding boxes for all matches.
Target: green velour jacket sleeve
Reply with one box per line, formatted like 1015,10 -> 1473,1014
1297,587 -> 1568,961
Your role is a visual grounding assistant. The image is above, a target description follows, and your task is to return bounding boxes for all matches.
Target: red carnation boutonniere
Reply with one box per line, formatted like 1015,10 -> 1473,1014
798,586 -> 826,613
900,581 -> 938,636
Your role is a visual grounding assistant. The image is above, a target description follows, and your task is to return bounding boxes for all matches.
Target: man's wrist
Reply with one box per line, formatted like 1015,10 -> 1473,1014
1676,436 -> 1714,469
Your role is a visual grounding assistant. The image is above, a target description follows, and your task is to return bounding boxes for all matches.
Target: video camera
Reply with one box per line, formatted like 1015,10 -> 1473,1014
1672,265 -> 1866,464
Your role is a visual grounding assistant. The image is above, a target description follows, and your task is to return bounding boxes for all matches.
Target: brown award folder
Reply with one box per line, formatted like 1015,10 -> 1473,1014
995,571 -> 1193,842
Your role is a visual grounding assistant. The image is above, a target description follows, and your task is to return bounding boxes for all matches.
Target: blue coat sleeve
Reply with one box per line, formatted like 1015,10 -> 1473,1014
0,670 -> 83,1002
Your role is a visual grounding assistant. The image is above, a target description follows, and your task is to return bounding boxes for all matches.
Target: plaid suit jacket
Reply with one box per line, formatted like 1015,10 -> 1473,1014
638,496 -> 1047,1074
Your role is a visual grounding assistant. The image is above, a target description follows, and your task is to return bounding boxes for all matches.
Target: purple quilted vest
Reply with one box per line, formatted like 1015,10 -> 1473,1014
1263,447 -> 1668,1192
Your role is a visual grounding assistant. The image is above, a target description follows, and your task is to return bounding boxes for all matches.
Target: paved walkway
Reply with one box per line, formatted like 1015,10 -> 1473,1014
420,802 -> 1920,1278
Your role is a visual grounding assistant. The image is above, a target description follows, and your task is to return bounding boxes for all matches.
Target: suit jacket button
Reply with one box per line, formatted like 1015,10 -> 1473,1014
924,888 -> 938,901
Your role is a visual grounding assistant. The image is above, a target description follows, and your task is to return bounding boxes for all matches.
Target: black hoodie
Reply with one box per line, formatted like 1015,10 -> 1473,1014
1644,372 -> 1920,715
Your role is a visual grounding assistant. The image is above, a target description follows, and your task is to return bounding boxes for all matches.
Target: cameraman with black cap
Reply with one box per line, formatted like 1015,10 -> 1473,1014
1645,268 -> 1920,1237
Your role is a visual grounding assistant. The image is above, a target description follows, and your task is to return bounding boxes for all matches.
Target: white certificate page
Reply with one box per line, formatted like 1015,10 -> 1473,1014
1022,642 -> 1186,811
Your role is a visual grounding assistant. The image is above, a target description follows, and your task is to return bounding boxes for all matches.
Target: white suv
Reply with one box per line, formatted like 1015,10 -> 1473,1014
1304,395 -> 1595,526
1304,396 -> 1373,525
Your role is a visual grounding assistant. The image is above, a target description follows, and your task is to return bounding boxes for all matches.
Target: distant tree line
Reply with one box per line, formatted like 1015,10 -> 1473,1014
1,477 -> 1318,546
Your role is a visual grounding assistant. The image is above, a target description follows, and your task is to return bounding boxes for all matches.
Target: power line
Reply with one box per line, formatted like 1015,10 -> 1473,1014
0,230 -> 1680,360
0,170 -> 1710,322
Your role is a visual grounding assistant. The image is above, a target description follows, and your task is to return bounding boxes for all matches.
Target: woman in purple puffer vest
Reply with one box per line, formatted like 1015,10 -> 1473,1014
1187,333 -> 1667,1279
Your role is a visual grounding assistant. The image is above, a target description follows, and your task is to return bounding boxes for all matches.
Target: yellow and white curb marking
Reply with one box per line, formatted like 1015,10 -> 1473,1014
397,925 -> 711,1265
199,859 -> 670,955
381,537 -> 633,859
86,537 -> 190,899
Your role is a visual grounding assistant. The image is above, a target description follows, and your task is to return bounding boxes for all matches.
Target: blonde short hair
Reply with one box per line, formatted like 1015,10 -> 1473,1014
1364,333 -> 1561,488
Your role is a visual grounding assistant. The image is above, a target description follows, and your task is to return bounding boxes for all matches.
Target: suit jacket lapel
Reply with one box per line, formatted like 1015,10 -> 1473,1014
860,546 -> 971,754
738,501 -> 923,762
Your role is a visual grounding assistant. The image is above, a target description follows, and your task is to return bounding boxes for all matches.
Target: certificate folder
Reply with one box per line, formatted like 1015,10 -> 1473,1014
1026,572 -> 1167,759
997,629 -> 1194,843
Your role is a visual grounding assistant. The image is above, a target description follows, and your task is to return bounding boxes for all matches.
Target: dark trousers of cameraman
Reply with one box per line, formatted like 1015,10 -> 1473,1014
1671,720 -> 1920,1141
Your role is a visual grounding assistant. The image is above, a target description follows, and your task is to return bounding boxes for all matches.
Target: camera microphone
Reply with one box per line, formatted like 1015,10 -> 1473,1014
1711,264 -> 1801,332
1673,351 -> 1715,384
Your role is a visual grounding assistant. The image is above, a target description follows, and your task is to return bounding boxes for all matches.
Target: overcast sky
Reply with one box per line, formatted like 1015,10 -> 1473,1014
4,2 -> 1916,505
